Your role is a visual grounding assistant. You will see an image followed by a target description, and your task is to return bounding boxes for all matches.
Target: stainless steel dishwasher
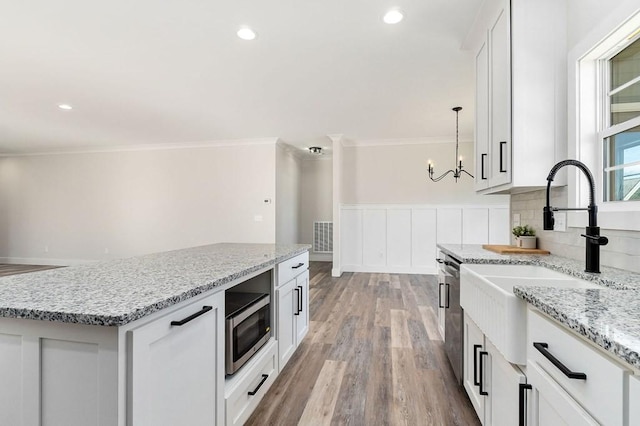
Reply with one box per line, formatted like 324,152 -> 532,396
437,253 -> 463,385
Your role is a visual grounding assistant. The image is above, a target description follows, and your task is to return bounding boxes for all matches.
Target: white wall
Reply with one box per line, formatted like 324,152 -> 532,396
520,0 -> 640,272
275,144 -> 301,245
299,157 -> 332,261
0,143 -> 277,264
341,141 -> 509,205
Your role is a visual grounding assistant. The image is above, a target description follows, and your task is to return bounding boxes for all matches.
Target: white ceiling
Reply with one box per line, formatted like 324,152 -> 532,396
0,0 -> 483,154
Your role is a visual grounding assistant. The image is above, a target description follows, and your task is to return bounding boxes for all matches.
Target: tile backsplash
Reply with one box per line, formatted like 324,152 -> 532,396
511,187 -> 640,273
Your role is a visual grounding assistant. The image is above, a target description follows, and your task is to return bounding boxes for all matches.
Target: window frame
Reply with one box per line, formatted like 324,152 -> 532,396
571,7 -> 640,231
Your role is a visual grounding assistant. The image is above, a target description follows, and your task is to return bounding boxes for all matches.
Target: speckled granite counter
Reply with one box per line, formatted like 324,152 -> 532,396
0,243 -> 310,326
438,244 -> 640,370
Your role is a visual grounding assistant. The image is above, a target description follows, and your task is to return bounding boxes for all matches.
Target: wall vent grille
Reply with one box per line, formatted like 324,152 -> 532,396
313,221 -> 333,253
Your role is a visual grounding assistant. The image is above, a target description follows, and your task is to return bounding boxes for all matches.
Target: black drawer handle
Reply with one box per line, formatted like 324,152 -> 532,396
481,153 -> 487,180
248,374 -> 269,396
294,288 -> 300,315
533,342 -> 587,380
170,306 -> 212,326
519,383 -> 532,426
297,285 -> 303,314
499,141 -> 507,173
479,351 -> 488,396
292,262 -> 305,269
473,344 -> 482,386
445,283 -> 450,309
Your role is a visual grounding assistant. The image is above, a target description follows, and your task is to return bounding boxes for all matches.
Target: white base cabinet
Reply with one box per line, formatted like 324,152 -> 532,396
463,312 -> 526,425
128,291 -> 225,426
276,251 -> 310,371
225,339 -> 278,426
630,376 -> 640,425
527,309 -> 629,426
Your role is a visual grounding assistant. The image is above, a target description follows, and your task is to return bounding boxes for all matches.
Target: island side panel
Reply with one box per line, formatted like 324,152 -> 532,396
0,317 -> 119,426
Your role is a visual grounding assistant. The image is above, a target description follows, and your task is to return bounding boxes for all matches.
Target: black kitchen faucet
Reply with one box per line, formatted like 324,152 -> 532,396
543,159 -> 608,273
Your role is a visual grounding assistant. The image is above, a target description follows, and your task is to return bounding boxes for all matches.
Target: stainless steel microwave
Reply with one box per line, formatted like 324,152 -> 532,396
225,292 -> 271,375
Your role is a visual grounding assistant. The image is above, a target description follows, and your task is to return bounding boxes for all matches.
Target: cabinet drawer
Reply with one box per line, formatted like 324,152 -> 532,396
277,251 -> 309,286
225,339 -> 278,426
527,310 -> 628,425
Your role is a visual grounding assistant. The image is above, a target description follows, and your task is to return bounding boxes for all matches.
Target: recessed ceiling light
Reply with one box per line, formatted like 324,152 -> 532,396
237,27 -> 257,40
58,104 -> 73,110
383,9 -> 404,24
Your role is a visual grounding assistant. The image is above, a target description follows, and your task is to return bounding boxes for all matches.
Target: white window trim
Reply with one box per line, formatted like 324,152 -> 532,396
570,4 -> 640,231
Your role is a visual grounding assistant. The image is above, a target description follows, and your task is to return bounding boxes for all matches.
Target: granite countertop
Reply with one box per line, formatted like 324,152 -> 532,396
438,244 -> 640,370
0,243 -> 310,327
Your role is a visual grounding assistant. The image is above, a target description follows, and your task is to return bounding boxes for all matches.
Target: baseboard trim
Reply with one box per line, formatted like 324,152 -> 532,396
341,264 -> 437,275
0,257 -> 96,266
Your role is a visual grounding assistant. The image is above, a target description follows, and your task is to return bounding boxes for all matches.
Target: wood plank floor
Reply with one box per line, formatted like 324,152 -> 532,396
246,262 -> 481,426
0,263 -> 61,277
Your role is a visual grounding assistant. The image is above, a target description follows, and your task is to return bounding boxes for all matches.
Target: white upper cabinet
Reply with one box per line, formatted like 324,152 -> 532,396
470,0 -> 567,194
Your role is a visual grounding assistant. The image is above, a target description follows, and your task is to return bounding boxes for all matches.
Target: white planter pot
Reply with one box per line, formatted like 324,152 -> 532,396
516,236 -> 536,249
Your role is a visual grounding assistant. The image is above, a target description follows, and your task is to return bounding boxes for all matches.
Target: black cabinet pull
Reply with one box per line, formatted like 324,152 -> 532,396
473,344 -> 482,386
292,262 -> 305,269
170,305 -> 213,326
436,258 -> 444,264
519,383 -> 532,426
294,288 -> 300,315
438,283 -> 445,308
481,153 -> 488,180
248,374 -> 269,396
499,141 -> 507,172
297,285 -> 303,314
445,283 -> 450,309
533,342 -> 587,380
479,351 -> 488,396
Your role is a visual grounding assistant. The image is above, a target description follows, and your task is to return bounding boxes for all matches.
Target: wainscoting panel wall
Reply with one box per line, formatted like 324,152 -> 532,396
340,204 -> 509,274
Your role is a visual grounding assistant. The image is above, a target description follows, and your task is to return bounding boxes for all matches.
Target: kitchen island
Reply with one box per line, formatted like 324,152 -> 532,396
0,243 -> 310,426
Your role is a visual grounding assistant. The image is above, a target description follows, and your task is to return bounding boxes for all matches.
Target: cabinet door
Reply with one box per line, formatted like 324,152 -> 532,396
486,339 -> 526,426
489,2 -> 511,188
277,278 -> 297,371
630,376 -> 640,425
475,39 -> 490,191
295,270 -> 309,345
463,314 -> 485,421
128,291 -> 224,426
527,361 -> 599,426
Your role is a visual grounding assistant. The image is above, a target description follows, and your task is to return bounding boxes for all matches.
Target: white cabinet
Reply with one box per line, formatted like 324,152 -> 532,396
526,360 -> 598,426
225,339 -> 278,426
276,252 -> 310,371
630,375 -> 640,425
277,270 -> 309,370
128,291 -> 225,426
527,309 -> 628,426
463,313 -> 526,425
471,0 -> 566,194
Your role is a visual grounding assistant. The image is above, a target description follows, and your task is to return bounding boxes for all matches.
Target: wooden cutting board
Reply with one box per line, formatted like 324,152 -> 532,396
482,244 -> 550,255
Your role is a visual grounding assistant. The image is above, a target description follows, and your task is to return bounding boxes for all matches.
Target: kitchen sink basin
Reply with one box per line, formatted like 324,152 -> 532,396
460,264 -> 601,365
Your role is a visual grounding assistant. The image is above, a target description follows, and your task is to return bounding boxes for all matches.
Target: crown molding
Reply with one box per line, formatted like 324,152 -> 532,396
342,136 -> 473,147
0,137 -> 279,157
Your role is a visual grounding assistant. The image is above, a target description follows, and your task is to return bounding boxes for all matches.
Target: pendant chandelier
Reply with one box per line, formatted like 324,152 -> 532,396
427,106 -> 474,182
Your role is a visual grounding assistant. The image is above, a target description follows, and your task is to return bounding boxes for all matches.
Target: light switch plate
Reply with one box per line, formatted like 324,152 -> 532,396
554,212 -> 567,232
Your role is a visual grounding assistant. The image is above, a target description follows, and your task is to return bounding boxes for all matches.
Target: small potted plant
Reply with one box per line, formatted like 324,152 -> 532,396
512,225 -> 537,249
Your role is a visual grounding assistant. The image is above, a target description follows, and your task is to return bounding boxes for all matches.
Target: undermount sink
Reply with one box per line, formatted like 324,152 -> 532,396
460,264 -> 601,365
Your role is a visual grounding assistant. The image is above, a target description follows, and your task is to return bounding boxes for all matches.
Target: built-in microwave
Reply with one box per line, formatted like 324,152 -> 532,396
225,292 -> 271,375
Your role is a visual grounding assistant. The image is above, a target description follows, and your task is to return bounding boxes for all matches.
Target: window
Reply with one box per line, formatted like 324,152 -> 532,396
602,37 -> 640,202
